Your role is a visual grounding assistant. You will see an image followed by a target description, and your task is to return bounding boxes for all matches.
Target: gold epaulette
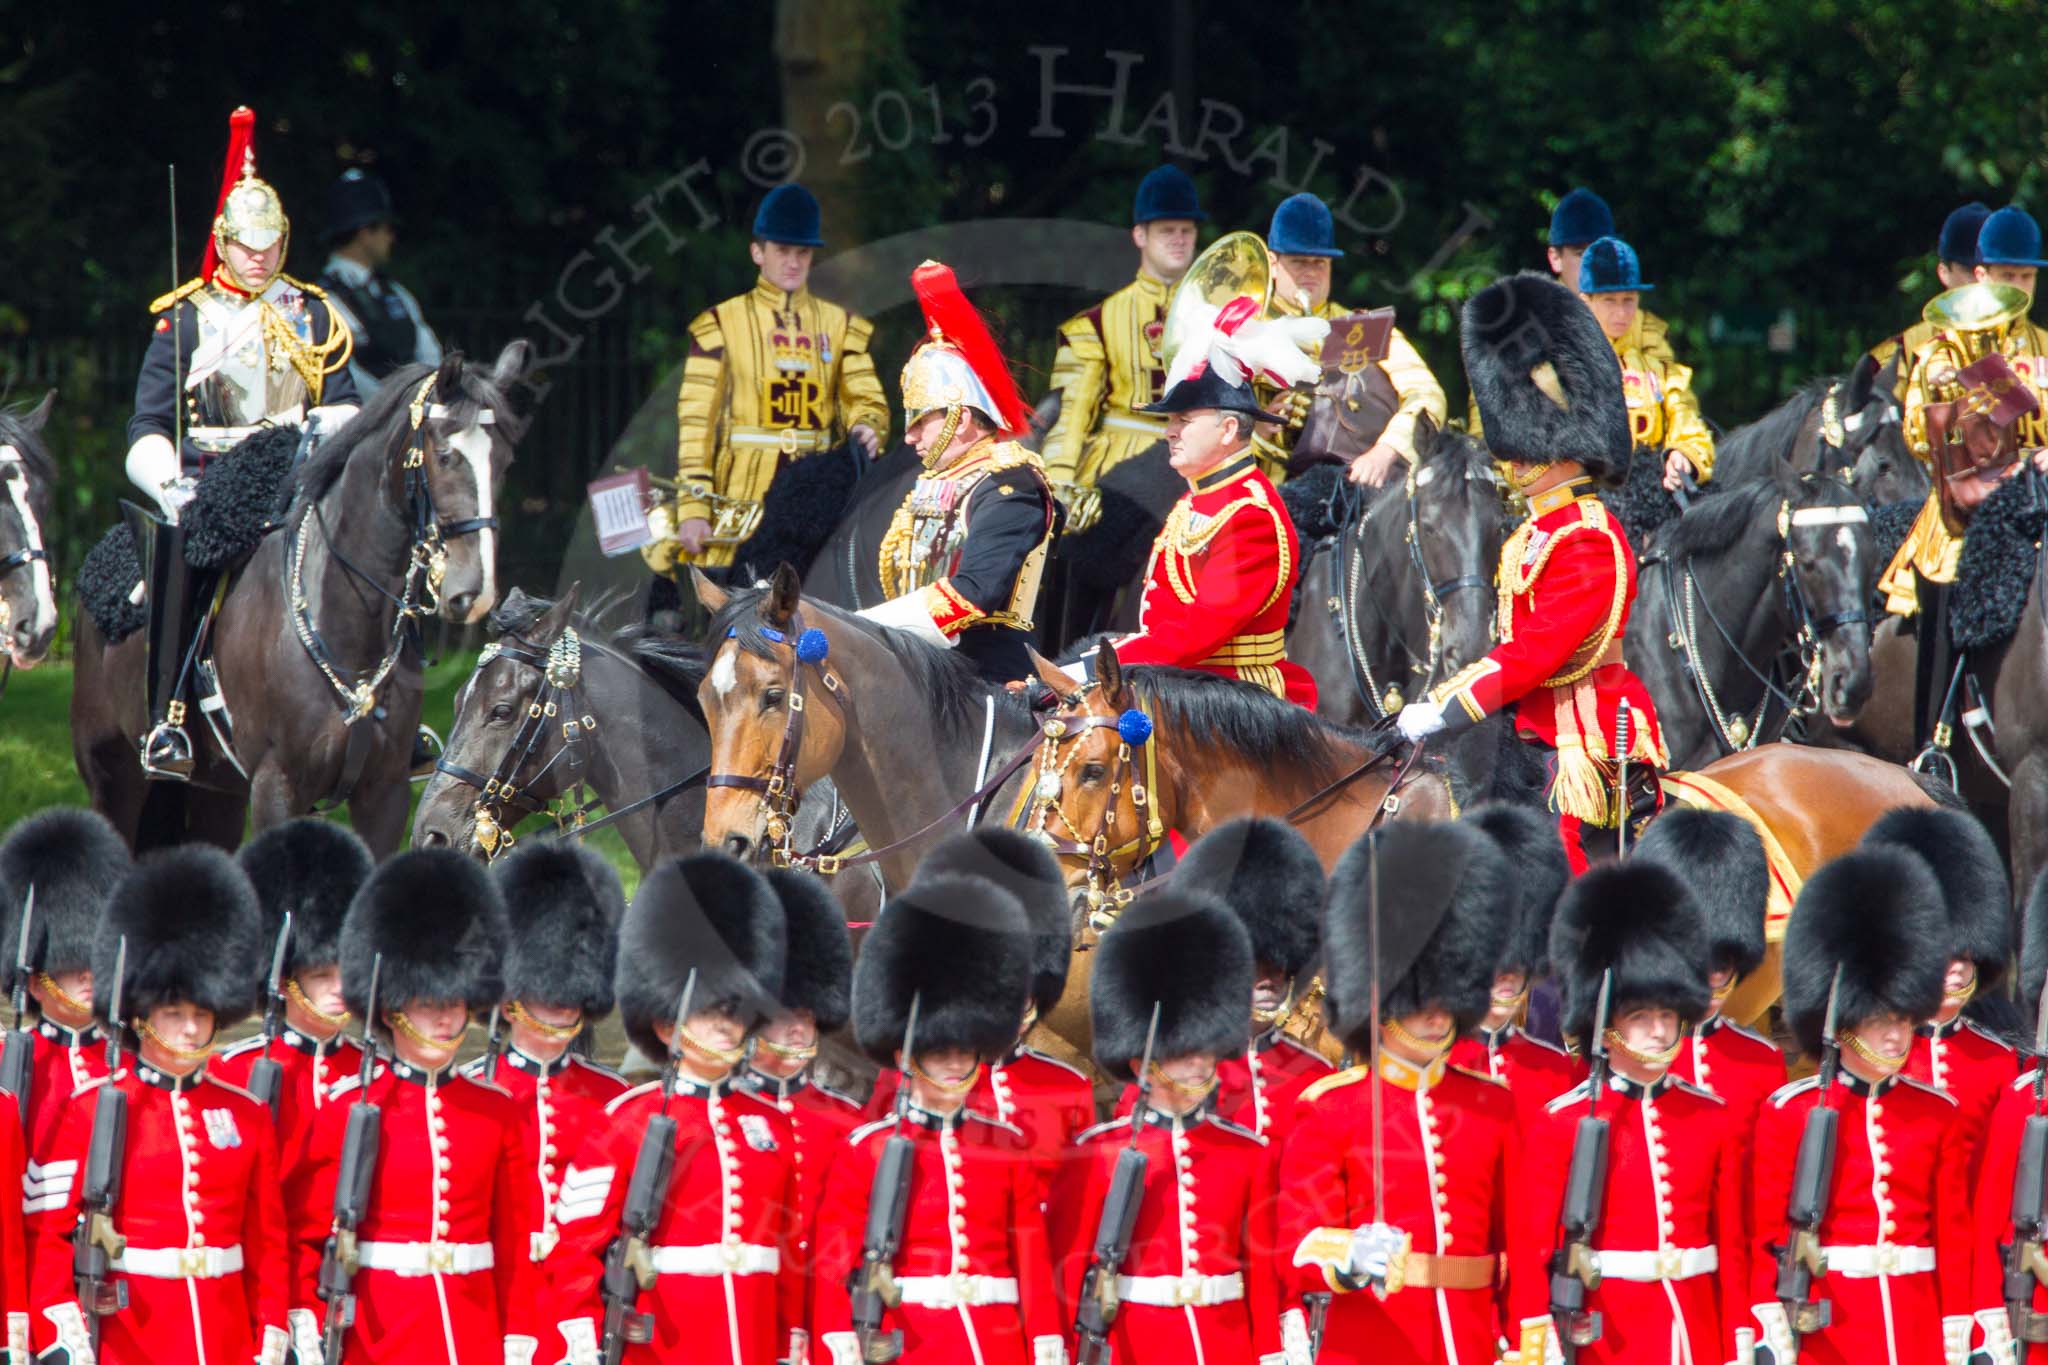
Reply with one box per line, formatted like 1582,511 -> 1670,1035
279,273 -> 328,300
1297,1064 -> 1369,1104
149,277 -> 208,314
1448,1064 -> 1508,1089
985,440 -> 1046,475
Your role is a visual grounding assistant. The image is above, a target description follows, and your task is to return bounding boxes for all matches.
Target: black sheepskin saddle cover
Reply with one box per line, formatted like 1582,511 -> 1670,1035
731,440 -> 866,584
1278,463 -> 1348,544
1951,469 -> 2048,651
1598,451 -> 1683,552
77,426 -> 301,643
1865,499 -> 1921,586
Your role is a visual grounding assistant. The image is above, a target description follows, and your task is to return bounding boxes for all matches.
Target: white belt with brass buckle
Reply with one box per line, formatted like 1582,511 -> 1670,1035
1115,1271 -> 1244,1307
1589,1246 -> 1718,1282
648,1242 -> 780,1276
110,1244 -> 245,1279
1103,413 -> 1168,436
355,1240 -> 496,1276
1820,1243 -> 1935,1277
729,427 -> 828,454
895,1273 -> 1020,1309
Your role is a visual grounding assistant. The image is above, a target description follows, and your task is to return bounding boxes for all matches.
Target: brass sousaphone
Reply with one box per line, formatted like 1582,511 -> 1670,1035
1158,230 -> 1274,372
1916,281 -> 2040,528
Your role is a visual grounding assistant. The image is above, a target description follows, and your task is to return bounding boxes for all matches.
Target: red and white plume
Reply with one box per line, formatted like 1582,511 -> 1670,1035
1163,294 -> 1329,393
198,105 -> 258,282
910,261 -> 1034,435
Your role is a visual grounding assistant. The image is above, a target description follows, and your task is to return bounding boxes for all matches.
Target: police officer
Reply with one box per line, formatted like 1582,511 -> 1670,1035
1580,236 -> 1716,491
1258,192 -> 1446,486
654,184 -> 888,574
1043,166 -> 1205,517
316,168 -> 443,400
27,846 -> 287,1365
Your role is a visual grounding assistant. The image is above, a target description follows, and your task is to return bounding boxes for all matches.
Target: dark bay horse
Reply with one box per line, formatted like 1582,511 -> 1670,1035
1714,360 -> 1924,504
0,391 -> 59,673
73,345 -> 529,854
1286,433 -> 1506,728
1629,461 -> 1877,768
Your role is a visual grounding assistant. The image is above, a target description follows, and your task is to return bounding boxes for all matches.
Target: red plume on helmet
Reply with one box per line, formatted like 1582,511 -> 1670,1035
199,106 -> 258,282
909,261 -> 1033,435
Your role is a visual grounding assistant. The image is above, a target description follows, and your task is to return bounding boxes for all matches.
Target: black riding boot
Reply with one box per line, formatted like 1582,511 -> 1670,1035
1911,572 -> 1954,754
123,501 -> 197,781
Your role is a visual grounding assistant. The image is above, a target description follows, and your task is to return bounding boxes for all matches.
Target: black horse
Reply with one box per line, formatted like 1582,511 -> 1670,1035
73,344 -> 530,854
1713,358 -> 1924,504
0,391 -> 59,674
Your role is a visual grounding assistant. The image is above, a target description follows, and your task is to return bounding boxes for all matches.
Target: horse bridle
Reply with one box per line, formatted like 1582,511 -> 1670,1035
1016,690 -> 1166,919
704,611 -> 855,865
434,627 -> 598,858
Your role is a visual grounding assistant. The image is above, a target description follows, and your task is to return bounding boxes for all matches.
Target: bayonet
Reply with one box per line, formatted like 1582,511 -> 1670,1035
1128,1002 -> 1160,1139
103,936 -> 127,1074
0,888 -> 37,1122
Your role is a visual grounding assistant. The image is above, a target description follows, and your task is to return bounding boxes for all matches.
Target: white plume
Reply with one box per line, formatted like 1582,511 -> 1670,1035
1162,302 -> 1329,394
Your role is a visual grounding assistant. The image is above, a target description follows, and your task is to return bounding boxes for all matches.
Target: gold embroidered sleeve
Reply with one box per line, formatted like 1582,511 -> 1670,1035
836,314 -> 890,446
1042,311 -> 1106,482
675,309 -> 726,523
1378,327 -> 1448,462
1659,359 -> 1715,481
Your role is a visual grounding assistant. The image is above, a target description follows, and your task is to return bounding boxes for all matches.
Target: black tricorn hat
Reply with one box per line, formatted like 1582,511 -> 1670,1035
1859,806 -> 2011,988
341,850 -> 506,1032
236,818 -> 374,977
1174,816 -> 1324,981
914,827 -> 1071,1017
1091,890 -> 1252,1074
94,846 -> 266,1039
1461,802 -> 1569,977
1783,847 -> 1948,1058
1137,365 -> 1285,423
1462,272 -> 1631,483
614,853 -> 786,1063
1633,808 -> 1769,980
1323,821 -> 1514,1050
764,867 -> 852,1033
851,875 -> 1032,1068
1550,861 -> 1711,1040
0,807 -> 131,976
494,839 -> 624,1017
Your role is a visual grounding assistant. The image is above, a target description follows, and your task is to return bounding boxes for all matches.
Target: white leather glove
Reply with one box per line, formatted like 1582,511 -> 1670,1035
820,1331 -> 861,1365
1031,1336 -> 1067,1365
1395,699 -> 1445,742
554,1320 -> 600,1365
255,1324 -> 289,1365
785,1328 -> 809,1365
1516,1316 -> 1565,1365
1279,1307 -> 1312,1365
1749,1303 -> 1795,1365
858,591 -> 953,648
305,404 -> 359,433
503,1336 -> 538,1365
8,1309 -> 28,1365
285,1308 -> 324,1365
125,433 -> 195,522
39,1304 -> 94,1365
1973,1307 -> 2017,1365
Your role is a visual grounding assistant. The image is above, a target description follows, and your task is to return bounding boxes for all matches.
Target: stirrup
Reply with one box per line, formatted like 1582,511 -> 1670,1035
1909,730 -> 1959,793
140,719 -> 196,782
409,724 -> 445,781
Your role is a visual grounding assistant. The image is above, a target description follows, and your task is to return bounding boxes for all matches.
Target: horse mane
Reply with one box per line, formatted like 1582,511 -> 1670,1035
1712,376 -> 1834,485
0,402 -> 55,485
1425,428 -> 1496,481
1121,665 -> 1350,783
296,355 -> 524,502
1658,456 -> 1858,562
485,588 -> 705,717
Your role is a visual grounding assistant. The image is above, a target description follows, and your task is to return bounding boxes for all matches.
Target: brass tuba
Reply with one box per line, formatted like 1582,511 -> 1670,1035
1159,230 -> 1274,371
1919,281 -> 2032,391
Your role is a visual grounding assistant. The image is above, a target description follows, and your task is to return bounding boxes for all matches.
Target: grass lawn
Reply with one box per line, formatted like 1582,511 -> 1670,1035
0,650 -> 641,893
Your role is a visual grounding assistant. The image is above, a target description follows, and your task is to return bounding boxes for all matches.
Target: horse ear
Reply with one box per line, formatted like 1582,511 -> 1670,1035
690,569 -> 729,615
1097,646 -> 1126,704
1028,648 -> 1072,696
539,581 -> 582,637
490,339 -> 532,391
24,389 -> 54,435
766,563 -> 802,624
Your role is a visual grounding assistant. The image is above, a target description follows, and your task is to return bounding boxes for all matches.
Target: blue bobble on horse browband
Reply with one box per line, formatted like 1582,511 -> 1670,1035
1117,708 -> 1154,745
796,628 -> 830,663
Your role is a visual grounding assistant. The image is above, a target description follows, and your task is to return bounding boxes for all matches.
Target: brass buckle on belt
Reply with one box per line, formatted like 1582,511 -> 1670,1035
179,1247 -> 208,1278
428,1244 -> 457,1274
778,429 -> 803,455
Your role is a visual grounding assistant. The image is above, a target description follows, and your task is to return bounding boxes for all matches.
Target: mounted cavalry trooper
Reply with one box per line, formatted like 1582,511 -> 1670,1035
1579,237 -> 1716,492
317,168 -> 443,400
545,853 -> 804,1365
650,183 -> 888,575
1257,192 -> 1446,487
1046,889 -> 1282,1365
459,841 -> 628,1272
1399,273 -> 1667,874
124,106 -> 360,781
861,261 -> 1058,685
27,846 -> 287,1365
1866,202 -> 1993,396
1042,165 -> 1205,524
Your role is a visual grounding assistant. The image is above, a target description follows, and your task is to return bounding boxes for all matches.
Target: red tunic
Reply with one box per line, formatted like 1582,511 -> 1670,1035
27,1065 -> 287,1364
1109,453 -> 1317,707
1046,1105 -> 1282,1363
1745,1071 -> 1971,1365
812,1106 -> 1062,1365
1905,1015 -> 2017,1190
293,1056 -> 542,1363
1511,1072 -> 1746,1364
731,1065 -> 865,1336
1672,1014 -> 1783,1312
457,1048 -> 628,1270
1447,1024 -> 1584,1128
10,1019 -> 109,1349
546,1074 -> 803,1365
1969,1069 -> 2048,1357
1113,1028 -> 1336,1145
869,1048 -> 1097,1195
1277,1055 -> 1529,1364
0,1091 -> 30,1360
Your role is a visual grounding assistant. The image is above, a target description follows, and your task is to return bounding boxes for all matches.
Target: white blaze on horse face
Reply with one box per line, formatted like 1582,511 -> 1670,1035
450,422 -> 496,621
0,449 -> 55,646
709,642 -> 739,701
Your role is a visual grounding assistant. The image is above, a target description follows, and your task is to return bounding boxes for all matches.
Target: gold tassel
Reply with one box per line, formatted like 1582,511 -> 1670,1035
1549,740 -> 1614,827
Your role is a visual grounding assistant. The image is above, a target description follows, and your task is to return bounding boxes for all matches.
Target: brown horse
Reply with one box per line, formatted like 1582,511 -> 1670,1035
73,346 -> 528,854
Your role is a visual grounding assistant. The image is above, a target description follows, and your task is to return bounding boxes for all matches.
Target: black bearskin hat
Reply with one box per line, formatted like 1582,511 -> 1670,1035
1550,861 -> 1711,1040
341,850 -> 506,1030
1462,803 -> 1568,977
1783,847 -> 1948,1058
1323,822 -> 1514,1050
94,846 -> 265,1037
1633,809 -> 1769,980
494,840 -> 624,1017
851,876 -> 1032,1068
1174,817 -> 1324,980
614,853 -> 785,1062
0,807 -> 131,976
1462,273 -> 1631,483
765,867 -> 852,1033
236,818 -> 373,977
1859,806 -> 2011,988
1091,891 -> 1252,1074
914,827 -> 1071,1016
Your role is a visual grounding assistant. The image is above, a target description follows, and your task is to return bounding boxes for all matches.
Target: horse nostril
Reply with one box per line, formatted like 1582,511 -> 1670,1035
723,834 -> 753,860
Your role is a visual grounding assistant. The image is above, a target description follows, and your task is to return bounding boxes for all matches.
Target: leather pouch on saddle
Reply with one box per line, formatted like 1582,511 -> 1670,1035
1926,353 -> 2040,530
1287,309 -> 1401,477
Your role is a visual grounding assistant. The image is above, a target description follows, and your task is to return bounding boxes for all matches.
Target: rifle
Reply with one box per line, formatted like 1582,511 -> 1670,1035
318,954 -> 383,1365
0,887 -> 36,1123
1548,970 -> 1613,1359
1613,702 -> 1633,858
1073,1002 -> 1161,1365
481,1005 -> 505,1084
598,970 -> 697,1365
848,995 -> 922,1364
73,936 -> 131,1352
1773,964 -> 1842,1349
244,912 -> 293,1117
2004,970 -> 2048,1345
